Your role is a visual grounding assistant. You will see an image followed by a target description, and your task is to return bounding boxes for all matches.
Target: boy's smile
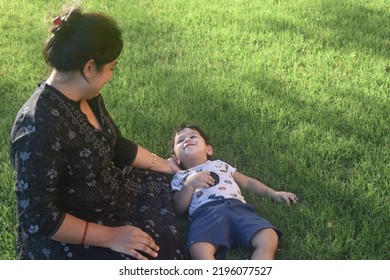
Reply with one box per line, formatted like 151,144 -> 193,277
183,142 -> 195,150
173,128 -> 213,169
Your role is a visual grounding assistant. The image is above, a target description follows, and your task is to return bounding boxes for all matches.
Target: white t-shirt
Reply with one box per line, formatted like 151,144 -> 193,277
171,160 -> 246,215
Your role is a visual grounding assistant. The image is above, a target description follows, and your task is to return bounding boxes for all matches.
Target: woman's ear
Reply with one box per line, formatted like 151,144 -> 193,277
82,59 -> 96,79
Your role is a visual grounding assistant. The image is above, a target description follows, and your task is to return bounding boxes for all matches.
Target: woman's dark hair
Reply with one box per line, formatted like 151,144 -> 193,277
43,7 -> 123,76
170,124 -> 212,157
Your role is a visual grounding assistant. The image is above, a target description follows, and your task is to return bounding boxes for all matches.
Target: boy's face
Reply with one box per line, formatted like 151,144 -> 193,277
173,128 -> 213,167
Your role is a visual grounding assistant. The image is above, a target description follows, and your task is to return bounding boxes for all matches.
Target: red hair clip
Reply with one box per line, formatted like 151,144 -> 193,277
53,16 -> 63,27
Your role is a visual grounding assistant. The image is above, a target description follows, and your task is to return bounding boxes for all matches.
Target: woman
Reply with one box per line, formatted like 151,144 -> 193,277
10,7 -> 184,260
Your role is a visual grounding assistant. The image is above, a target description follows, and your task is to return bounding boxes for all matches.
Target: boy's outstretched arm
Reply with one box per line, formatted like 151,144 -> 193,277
233,171 -> 298,205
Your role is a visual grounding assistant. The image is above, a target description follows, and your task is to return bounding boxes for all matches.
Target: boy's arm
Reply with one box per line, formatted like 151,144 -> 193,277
233,171 -> 298,205
173,187 -> 195,216
173,171 -> 215,215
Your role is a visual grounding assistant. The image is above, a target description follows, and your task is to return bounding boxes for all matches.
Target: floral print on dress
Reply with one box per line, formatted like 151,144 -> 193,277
10,82 -> 184,260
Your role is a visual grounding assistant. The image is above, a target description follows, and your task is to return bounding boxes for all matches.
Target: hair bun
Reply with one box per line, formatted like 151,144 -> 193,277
44,7 -> 123,71
63,8 -> 82,26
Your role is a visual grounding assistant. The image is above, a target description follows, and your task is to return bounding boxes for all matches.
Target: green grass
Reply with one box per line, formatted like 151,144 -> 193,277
1,0 -> 389,260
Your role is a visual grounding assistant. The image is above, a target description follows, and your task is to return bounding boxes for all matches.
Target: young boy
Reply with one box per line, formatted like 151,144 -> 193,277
170,124 -> 298,260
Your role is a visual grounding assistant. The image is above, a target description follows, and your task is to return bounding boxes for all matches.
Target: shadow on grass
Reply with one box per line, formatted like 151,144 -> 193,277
242,68 -> 390,259
106,4 -> 390,258
255,0 -> 390,58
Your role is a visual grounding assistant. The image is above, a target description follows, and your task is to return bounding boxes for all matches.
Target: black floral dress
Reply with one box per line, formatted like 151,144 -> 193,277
9,82 -> 185,260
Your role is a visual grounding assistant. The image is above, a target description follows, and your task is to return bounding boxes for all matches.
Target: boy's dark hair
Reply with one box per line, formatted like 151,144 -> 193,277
170,124 -> 211,157
43,7 -> 123,77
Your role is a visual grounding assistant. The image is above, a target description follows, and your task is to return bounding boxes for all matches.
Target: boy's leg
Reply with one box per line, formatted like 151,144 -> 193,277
189,242 -> 219,260
250,228 -> 279,260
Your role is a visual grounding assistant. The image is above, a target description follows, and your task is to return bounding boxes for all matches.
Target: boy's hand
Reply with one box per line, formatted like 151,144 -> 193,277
274,191 -> 299,205
183,171 -> 215,190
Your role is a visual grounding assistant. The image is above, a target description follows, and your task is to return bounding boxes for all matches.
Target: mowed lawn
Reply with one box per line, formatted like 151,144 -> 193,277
0,0 -> 389,260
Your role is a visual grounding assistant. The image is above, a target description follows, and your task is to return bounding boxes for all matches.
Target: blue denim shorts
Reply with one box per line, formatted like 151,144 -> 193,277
187,199 -> 282,259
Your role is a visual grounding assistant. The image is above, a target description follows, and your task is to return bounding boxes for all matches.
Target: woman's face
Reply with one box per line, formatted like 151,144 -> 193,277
88,60 -> 117,96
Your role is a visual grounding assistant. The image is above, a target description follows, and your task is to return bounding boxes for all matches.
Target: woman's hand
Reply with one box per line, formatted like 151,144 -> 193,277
167,157 -> 181,174
108,225 -> 159,260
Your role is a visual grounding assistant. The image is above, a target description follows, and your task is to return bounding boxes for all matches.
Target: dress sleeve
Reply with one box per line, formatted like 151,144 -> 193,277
94,95 -> 138,169
10,107 -> 66,238
112,134 -> 138,169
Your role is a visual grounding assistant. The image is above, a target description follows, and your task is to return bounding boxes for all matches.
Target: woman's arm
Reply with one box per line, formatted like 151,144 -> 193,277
131,145 -> 180,174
